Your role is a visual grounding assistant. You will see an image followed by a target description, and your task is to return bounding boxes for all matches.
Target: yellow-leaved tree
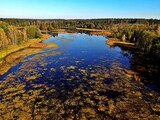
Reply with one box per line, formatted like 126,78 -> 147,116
7,26 -> 17,45
0,28 -> 8,48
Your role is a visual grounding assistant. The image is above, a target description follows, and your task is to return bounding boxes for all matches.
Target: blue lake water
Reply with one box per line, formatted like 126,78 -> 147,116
1,33 -> 131,81
1,33 -> 160,119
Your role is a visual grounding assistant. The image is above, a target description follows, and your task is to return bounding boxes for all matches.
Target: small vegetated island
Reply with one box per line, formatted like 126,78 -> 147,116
0,18 -> 160,119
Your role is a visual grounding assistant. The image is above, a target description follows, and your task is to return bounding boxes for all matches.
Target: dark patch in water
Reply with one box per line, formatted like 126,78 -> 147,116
98,90 -> 121,99
104,78 -> 113,84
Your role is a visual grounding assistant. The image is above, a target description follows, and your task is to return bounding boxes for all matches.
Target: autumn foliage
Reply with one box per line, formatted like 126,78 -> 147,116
0,21 -> 42,48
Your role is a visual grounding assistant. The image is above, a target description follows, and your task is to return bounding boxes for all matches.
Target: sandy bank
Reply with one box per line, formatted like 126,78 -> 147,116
106,38 -> 135,48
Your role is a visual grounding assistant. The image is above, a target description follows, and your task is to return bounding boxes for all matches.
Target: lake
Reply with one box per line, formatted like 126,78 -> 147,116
1,33 -> 131,81
0,32 -> 159,119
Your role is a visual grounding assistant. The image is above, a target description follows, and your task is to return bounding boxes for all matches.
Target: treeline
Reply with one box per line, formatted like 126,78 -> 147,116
0,18 -> 160,57
0,21 -> 41,48
110,24 -> 160,57
0,18 -> 160,30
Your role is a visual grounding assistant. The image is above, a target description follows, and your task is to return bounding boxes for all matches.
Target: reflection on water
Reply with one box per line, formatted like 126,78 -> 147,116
0,33 -> 160,119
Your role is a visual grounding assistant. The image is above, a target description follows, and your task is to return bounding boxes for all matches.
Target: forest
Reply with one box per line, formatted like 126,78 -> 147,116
0,18 -> 160,57
0,21 -> 41,48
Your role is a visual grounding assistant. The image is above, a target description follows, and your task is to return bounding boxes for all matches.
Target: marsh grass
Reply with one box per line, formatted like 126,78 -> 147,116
0,34 -> 49,60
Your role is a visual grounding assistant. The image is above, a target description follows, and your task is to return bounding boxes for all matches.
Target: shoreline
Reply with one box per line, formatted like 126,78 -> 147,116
0,33 -> 61,76
76,28 -> 112,37
0,34 -> 50,62
106,38 -> 135,47
0,34 -> 50,76
0,29 -> 151,80
75,28 -> 135,48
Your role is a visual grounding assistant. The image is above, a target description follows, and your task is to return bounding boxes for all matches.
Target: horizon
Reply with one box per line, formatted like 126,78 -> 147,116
0,18 -> 160,20
0,0 -> 160,19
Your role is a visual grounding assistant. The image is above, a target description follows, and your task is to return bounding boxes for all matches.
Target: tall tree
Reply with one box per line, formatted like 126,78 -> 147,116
0,28 -> 8,48
122,34 -> 126,42
7,26 -> 17,45
155,24 -> 160,36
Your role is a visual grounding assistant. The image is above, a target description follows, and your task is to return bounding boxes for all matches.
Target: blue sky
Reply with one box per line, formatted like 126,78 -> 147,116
0,0 -> 160,19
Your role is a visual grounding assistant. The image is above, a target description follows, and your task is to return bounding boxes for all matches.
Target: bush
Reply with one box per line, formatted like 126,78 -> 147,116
136,30 -> 156,52
26,26 -> 42,39
0,22 -> 8,33
151,37 -> 160,57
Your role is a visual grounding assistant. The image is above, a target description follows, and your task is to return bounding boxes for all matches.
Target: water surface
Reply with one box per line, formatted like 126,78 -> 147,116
2,33 -> 159,119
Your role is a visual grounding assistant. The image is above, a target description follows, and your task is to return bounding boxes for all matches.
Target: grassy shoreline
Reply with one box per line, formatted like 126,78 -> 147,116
76,28 -> 112,37
0,34 -> 49,63
106,38 -> 135,47
76,28 -> 135,48
0,34 -> 50,76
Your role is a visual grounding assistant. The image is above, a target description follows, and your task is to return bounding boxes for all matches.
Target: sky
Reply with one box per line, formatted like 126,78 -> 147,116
0,0 -> 160,19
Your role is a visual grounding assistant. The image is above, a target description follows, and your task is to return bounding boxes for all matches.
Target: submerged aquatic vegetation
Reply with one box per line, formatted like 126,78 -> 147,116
0,33 -> 160,119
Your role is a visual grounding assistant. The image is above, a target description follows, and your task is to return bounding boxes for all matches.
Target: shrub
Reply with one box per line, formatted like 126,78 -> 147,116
26,26 -> 42,39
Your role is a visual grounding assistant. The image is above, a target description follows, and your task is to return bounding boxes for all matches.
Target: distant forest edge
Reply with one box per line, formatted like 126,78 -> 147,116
0,18 -> 160,26
0,18 -> 160,58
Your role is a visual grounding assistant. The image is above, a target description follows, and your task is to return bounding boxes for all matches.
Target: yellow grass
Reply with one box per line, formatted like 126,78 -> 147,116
0,34 -> 49,60
106,38 -> 135,46
76,28 -> 112,37
106,38 -> 119,46
76,28 -> 106,32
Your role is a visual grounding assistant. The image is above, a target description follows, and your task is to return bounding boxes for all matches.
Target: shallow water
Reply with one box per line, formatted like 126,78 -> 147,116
1,33 -> 131,81
1,33 -> 159,119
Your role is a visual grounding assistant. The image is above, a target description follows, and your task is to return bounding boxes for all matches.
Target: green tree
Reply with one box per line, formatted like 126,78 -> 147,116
151,37 -> 160,57
90,23 -> 95,29
136,30 -> 156,52
26,26 -> 42,39
0,22 -> 8,33
127,31 -> 132,41
40,23 -> 47,31
47,25 -> 53,31
52,21 -> 58,29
